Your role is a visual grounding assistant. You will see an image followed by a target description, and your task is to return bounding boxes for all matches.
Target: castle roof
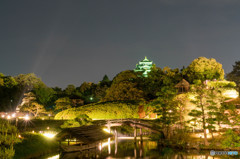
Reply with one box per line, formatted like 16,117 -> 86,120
140,56 -> 152,62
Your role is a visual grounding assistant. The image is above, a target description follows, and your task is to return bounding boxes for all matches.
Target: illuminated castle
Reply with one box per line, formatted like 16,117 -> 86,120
134,56 -> 154,77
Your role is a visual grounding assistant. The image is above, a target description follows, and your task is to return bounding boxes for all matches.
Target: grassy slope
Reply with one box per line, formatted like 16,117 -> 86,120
55,101 -> 140,120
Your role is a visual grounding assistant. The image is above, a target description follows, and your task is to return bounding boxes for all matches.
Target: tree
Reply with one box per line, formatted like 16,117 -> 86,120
0,119 -> 20,159
174,94 -> 188,129
20,92 -> 46,117
77,82 -> 96,103
226,61 -> 240,93
101,75 -> 111,84
60,114 -> 92,128
223,103 -> 240,129
33,85 -> 55,108
139,67 -> 181,100
78,82 -> 93,94
149,76 -> 178,139
112,70 -> 138,84
15,73 -> 44,91
183,57 -> 225,83
188,81 -> 226,145
0,76 -> 18,111
21,102 -> 46,117
95,84 -> 108,100
64,84 -> 76,96
55,97 -> 72,111
103,70 -> 144,101
188,83 -> 209,145
103,81 -> 144,101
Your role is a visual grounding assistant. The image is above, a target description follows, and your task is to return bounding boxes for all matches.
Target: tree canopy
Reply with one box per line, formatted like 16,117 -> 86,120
183,57 -> 225,83
103,70 -> 144,101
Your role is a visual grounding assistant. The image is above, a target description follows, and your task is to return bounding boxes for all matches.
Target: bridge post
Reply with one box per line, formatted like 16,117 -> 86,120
140,128 -> 143,142
107,120 -> 111,133
115,129 -> 118,155
134,124 -> 137,142
134,140 -> 137,158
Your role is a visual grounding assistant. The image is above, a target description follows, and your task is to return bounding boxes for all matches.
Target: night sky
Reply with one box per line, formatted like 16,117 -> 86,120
1,0 -> 240,88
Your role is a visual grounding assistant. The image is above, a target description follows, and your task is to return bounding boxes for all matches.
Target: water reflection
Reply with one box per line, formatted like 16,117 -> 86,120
47,154 -> 59,159
49,139 -> 233,159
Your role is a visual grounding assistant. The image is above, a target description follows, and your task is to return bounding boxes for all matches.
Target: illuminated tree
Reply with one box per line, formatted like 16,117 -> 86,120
20,92 -> 46,117
55,97 -> 72,111
188,81 -> 228,145
21,102 -> 46,117
183,57 -> 224,83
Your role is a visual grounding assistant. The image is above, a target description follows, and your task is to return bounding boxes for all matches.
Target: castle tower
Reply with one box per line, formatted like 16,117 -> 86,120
134,56 -> 154,77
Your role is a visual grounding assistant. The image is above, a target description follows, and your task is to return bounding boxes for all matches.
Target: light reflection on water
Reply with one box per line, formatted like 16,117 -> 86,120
47,139 -> 232,159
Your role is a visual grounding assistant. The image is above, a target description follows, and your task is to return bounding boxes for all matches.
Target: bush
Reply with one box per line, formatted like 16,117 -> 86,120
221,129 -> 240,148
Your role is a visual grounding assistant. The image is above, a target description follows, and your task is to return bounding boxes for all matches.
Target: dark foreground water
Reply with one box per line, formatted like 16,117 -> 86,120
44,139 -> 235,159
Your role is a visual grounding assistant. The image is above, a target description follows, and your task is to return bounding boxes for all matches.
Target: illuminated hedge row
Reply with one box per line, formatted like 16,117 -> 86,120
54,101 -> 139,120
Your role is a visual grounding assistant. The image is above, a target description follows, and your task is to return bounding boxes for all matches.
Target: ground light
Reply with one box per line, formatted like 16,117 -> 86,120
24,115 -> 30,121
43,132 -> 57,139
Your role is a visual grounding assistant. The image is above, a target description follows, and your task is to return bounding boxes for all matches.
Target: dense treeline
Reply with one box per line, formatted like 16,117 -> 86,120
1,56 -> 239,116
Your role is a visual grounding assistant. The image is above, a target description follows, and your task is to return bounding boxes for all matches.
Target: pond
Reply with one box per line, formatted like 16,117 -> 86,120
44,138 -> 234,159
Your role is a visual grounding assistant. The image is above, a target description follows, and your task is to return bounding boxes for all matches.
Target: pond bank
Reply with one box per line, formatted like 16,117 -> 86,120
14,133 -> 59,159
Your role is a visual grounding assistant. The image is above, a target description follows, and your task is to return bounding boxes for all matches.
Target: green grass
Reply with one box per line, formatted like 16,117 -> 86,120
14,133 -> 59,159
